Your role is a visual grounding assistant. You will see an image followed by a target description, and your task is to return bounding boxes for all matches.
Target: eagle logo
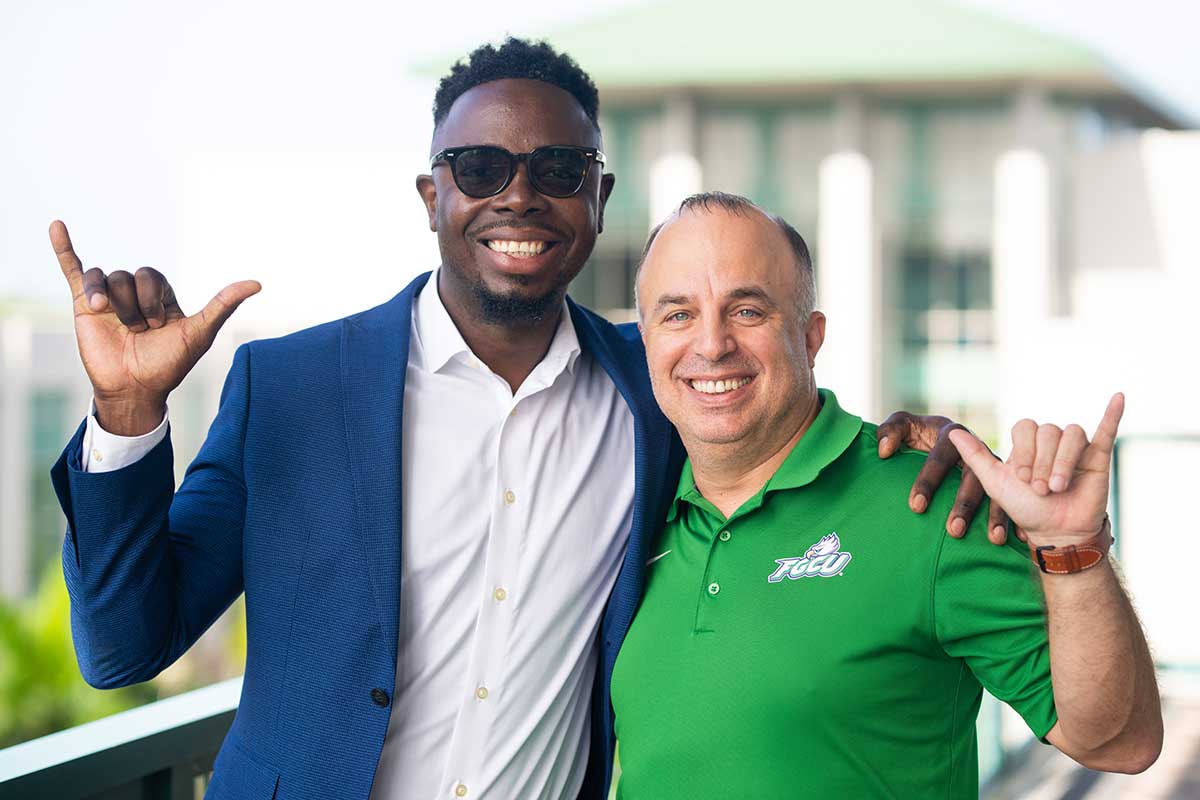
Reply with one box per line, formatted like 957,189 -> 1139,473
805,532 -> 841,559
768,532 -> 853,583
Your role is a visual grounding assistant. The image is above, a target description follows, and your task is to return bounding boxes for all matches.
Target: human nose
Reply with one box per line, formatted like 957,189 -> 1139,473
694,312 -> 736,362
490,159 -> 546,217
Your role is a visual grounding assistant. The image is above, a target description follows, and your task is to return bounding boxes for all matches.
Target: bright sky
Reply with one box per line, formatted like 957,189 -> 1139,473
2,0 -> 1196,331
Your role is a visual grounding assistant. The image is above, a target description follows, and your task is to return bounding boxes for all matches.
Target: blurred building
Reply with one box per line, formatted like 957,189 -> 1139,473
539,0 -> 1194,444
0,309 -> 246,599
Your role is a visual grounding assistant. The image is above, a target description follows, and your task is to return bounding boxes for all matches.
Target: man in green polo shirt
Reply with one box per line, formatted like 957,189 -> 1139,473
612,192 -> 1162,798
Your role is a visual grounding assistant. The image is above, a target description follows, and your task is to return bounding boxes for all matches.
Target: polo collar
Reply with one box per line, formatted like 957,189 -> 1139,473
666,389 -> 862,522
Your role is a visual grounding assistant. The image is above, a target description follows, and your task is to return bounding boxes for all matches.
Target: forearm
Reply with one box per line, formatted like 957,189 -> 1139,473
54,425 -> 186,687
1042,558 -> 1162,772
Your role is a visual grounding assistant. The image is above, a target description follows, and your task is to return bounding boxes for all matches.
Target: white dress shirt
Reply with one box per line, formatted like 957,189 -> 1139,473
83,274 -> 637,800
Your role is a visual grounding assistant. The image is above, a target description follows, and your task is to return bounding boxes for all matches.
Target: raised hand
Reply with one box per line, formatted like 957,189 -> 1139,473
877,412 -> 1010,544
948,395 -> 1123,547
50,220 -> 261,435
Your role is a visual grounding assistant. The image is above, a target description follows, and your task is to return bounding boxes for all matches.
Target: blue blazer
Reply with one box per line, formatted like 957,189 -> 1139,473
51,272 -> 684,799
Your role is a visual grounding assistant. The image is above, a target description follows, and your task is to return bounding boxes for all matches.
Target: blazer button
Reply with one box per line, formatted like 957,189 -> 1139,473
370,688 -> 390,707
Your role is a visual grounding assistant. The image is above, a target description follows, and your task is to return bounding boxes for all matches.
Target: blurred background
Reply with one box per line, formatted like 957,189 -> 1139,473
1,0 -> 1198,796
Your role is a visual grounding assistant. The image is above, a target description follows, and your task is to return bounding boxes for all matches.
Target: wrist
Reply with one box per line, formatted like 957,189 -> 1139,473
93,393 -> 168,437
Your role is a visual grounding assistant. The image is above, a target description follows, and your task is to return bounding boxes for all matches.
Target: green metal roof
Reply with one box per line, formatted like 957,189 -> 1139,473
417,0 -> 1112,90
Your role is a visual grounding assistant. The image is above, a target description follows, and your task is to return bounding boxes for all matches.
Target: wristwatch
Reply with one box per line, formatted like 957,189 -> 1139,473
1029,516 -> 1113,575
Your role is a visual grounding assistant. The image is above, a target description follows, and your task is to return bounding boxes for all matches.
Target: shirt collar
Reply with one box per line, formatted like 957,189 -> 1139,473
413,269 -> 581,376
665,388 -> 862,522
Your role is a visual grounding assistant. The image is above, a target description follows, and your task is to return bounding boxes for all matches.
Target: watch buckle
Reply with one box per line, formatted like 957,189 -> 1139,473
1034,544 -> 1057,573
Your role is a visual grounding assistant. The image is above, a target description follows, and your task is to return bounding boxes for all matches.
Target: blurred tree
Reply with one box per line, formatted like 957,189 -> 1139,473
0,565 -> 157,748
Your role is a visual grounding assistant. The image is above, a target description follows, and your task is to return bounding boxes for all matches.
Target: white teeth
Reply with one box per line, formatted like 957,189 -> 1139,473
690,377 -> 751,394
486,240 -> 548,256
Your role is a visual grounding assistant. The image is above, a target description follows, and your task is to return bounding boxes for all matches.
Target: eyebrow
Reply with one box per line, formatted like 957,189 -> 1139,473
651,285 -> 778,316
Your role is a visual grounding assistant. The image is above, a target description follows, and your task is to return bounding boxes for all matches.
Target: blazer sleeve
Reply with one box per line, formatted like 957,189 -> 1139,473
51,344 -> 253,689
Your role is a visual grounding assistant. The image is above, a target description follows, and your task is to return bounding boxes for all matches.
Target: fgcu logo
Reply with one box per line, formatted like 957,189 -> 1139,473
767,532 -> 852,583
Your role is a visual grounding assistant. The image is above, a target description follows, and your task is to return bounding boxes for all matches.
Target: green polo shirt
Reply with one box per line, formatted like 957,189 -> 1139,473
611,390 -> 1056,799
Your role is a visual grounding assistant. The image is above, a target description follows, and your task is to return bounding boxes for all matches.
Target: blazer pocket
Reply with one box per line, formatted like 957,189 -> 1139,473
205,738 -> 279,800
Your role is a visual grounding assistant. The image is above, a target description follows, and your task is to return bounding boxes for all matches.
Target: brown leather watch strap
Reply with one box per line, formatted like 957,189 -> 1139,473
1030,516 -> 1113,574
1032,520 -> 1113,575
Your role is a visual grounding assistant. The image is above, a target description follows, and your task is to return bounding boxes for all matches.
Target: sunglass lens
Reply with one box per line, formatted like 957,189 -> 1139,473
454,148 -> 511,196
530,148 -> 589,197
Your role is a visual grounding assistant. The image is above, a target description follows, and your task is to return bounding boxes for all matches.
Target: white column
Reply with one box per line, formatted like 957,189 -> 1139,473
0,317 -> 34,598
992,148 -> 1052,430
649,93 -> 702,226
816,150 -> 878,419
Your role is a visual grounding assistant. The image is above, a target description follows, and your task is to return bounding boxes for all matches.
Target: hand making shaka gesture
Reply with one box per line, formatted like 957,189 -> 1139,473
948,394 -> 1124,549
49,219 -> 261,436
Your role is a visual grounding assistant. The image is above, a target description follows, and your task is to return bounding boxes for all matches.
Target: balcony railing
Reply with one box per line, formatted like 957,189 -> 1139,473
0,677 -> 240,800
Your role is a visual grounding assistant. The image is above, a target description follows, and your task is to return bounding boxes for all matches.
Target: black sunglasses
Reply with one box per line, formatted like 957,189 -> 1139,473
430,145 -> 606,199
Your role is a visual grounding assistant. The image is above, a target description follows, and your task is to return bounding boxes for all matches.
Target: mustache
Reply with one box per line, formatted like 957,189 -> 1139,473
469,220 -> 568,240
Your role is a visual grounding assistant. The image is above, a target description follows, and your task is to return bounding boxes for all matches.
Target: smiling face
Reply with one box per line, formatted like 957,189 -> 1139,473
637,206 -> 826,453
416,78 -> 614,326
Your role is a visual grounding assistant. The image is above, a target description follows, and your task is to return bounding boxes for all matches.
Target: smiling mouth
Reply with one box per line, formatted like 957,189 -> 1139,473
484,239 -> 555,258
689,377 -> 754,395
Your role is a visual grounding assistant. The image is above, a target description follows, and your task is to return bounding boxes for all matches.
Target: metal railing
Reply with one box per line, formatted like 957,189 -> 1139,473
0,677 -> 240,800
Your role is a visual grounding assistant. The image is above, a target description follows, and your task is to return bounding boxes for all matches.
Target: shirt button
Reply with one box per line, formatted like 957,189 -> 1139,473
493,587 -> 507,602
91,448 -> 103,463
503,489 -> 516,505
718,530 -> 731,542
454,784 -> 468,797
707,582 -> 721,596
370,688 -> 390,707
475,686 -> 489,700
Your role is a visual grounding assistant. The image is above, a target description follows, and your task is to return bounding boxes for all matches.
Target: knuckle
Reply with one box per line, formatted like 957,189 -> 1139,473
937,421 -> 966,439
135,266 -> 161,281
1064,424 -> 1086,439
1012,418 -> 1036,436
1038,423 -> 1061,436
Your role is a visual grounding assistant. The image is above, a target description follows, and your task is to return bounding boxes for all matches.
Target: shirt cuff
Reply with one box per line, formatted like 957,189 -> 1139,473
81,398 -> 169,473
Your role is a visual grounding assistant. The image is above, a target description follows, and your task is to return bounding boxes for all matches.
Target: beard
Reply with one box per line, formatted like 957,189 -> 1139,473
470,273 -> 565,326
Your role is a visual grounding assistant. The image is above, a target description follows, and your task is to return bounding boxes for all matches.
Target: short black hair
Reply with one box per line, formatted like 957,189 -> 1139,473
634,191 -> 817,318
433,37 -> 600,130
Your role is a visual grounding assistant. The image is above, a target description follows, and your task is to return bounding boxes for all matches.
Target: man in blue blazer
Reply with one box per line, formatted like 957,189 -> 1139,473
49,39 -> 993,799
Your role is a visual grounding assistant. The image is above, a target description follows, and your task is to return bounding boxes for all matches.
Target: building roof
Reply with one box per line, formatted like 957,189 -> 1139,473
415,0 -> 1184,123
535,0 -> 1109,89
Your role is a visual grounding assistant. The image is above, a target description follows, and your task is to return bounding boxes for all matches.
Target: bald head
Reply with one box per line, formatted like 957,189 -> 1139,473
634,192 -> 815,322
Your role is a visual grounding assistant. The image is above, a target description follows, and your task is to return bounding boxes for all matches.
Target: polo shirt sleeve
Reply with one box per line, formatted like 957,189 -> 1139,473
931,514 -> 1058,740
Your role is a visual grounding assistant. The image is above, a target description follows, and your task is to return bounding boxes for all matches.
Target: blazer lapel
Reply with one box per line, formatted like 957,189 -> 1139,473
566,301 -> 681,648
340,271 -> 431,665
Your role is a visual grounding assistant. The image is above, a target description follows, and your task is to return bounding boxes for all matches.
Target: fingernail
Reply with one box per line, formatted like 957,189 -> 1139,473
951,518 -> 966,537
911,495 -> 928,513
89,294 -> 105,311
993,525 -> 1006,539
879,435 -> 889,447
1049,475 -> 1066,492
148,318 -> 163,329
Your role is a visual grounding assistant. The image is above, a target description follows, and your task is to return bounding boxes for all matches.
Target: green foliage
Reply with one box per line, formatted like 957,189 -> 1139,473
0,565 -> 157,748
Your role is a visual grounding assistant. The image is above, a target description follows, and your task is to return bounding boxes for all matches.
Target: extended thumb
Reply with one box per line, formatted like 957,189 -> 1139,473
947,429 -> 996,482
195,280 -> 262,336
